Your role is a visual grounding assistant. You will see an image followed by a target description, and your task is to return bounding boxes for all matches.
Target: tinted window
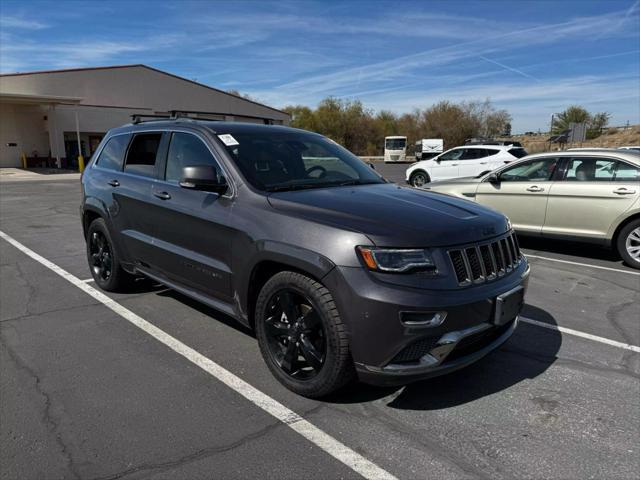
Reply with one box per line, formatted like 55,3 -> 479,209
221,131 -> 383,191
460,148 -> 485,160
124,133 -> 162,177
614,161 -> 640,181
499,158 -> 558,182
95,134 -> 129,171
508,148 -> 528,158
485,149 -> 500,157
439,148 -> 464,161
165,133 -> 219,183
564,157 -> 616,182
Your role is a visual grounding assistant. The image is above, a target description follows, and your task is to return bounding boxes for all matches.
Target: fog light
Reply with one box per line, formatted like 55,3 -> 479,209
400,311 -> 447,327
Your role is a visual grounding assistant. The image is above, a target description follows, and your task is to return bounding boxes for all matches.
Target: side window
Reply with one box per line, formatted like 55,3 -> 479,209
94,134 -> 129,171
499,158 -> 558,182
124,133 -> 162,178
564,157 -> 616,182
485,149 -> 500,157
614,161 -> 640,181
165,132 -> 220,183
439,148 -> 463,161
460,149 -> 484,160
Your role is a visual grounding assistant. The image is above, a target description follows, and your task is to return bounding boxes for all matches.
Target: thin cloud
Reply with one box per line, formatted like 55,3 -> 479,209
273,4 -> 639,96
479,56 -> 539,82
0,15 -> 49,30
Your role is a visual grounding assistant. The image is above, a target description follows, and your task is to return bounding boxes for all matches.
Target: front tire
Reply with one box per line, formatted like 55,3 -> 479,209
410,170 -> 430,187
86,218 -> 133,291
255,271 -> 354,397
617,219 -> 640,269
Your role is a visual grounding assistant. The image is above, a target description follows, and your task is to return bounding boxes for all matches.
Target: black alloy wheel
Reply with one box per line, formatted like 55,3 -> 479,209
255,271 -> 354,397
89,230 -> 113,282
263,289 -> 327,380
86,217 -> 133,291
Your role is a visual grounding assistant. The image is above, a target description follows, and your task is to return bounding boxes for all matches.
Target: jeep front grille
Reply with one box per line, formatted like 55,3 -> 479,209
448,232 -> 522,286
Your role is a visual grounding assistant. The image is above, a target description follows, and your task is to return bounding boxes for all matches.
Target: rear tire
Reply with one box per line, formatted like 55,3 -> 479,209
255,271 -> 354,397
617,219 -> 640,269
86,218 -> 134,291
410,170 -> 430,187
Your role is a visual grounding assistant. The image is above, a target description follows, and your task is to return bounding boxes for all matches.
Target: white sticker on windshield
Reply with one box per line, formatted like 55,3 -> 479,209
218,134 -> 239,146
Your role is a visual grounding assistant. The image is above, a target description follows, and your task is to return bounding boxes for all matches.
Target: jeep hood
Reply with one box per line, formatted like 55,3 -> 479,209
267,183 -> 509,247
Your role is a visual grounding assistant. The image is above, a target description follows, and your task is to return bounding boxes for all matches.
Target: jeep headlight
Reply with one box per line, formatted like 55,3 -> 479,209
357,247 -> 436,273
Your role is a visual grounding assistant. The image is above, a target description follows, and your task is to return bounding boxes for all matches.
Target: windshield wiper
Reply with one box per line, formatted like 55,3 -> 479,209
265,183 -> 321,192
265,180 -> 382,192
329,180 -> 382,187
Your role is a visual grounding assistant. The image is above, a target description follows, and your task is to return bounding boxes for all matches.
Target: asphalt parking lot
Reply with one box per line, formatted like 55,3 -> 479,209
1,167 -> 639,480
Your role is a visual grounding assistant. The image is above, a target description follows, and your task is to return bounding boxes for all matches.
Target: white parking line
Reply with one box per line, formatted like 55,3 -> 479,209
521,317 -> 640,353
0,230 -> 397,480
81,278 -> 94,283
524,253 -> 640,276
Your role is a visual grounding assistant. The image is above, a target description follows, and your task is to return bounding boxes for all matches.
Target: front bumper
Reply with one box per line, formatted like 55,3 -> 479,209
323,260 -> 529,386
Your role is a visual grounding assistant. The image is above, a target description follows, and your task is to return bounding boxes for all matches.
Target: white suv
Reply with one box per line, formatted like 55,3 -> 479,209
405,145 -> 528,187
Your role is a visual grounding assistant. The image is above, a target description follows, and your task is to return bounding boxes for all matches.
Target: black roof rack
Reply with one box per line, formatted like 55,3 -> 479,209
130,109 -> 277,125
130,113 -> 172,124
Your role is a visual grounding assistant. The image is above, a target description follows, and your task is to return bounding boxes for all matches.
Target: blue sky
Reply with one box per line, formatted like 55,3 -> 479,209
1,0 -> 639,132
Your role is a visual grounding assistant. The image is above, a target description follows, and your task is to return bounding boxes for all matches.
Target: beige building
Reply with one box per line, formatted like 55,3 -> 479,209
0,65 -> 290,168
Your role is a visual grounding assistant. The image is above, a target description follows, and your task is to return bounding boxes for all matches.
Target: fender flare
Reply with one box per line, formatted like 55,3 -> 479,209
235,240 -> 336,325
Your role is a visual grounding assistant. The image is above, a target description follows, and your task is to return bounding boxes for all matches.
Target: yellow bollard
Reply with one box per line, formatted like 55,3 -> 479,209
21,152 -> 27,169
78,155 -> 85,173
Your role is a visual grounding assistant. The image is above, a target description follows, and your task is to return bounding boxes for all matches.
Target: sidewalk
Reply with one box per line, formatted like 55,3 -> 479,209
0,168 -> 81,182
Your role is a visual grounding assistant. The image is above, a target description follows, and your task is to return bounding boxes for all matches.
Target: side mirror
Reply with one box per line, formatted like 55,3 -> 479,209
368,162 -> 376,170
180,165 -> 228,194
486,173 -> 500,184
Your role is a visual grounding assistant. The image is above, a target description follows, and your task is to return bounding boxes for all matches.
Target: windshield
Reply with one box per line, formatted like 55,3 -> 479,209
385,138 -> 406,150
220,130 -> 385,192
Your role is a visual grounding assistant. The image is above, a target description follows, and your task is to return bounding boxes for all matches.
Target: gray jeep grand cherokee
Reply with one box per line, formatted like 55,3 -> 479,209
81,119 -> 530,397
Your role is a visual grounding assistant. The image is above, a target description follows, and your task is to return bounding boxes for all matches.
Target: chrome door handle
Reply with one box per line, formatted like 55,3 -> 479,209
526,186 -> 544,192
480,162 -> 488,165
613,188 -> 636,195
107,179 -> 120,187
153,191 -> 171,200
451,163 -> 458,166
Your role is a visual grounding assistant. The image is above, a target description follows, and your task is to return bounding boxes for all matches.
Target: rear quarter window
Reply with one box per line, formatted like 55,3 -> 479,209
508,148 -> 528,158
614,161 -> 640,181
94,134 -> 130,171
124,133 -> 163,178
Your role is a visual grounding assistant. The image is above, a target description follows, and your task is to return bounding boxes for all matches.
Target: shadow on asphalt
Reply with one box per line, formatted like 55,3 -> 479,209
137,280 -> 561,410
518,235 -> 620,263
326,304 -> 561,409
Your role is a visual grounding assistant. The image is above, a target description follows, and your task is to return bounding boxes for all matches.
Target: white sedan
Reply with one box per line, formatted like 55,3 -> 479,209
405,145 -> 528,187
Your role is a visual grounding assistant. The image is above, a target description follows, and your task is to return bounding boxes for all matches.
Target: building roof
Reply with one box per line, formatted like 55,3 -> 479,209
0,64 -> 288,117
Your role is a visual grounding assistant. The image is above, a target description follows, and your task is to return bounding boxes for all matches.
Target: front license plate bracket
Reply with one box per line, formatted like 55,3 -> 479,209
494,286 -> 524,326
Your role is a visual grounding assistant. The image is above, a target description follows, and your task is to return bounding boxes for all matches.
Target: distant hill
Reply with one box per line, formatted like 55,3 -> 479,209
512,125 -> 640,153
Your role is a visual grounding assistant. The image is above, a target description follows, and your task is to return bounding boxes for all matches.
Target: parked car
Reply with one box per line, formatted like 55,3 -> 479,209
423,150 -> 640,268
81,119 -> 530,397
406,145 -> 528,187
465,138 -> 523,147
619,146 -> 640,152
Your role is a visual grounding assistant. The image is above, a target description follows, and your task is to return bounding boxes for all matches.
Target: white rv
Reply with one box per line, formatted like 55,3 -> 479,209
384,136 -> 407,163
415,139 -> 444,160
